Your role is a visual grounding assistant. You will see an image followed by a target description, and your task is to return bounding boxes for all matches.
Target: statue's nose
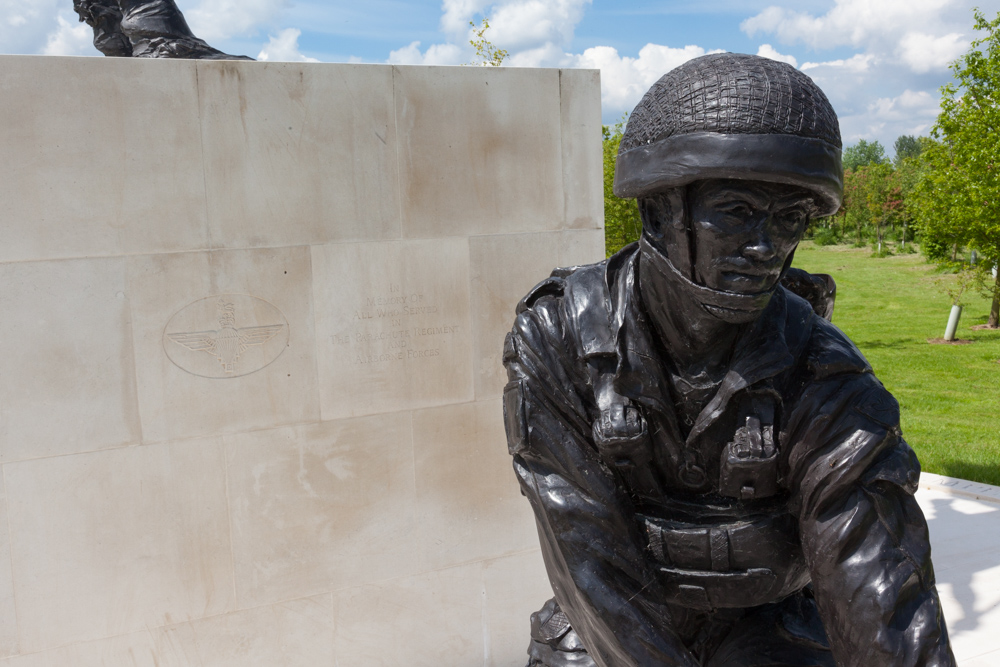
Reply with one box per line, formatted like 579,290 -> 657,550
743,226 -> 777,262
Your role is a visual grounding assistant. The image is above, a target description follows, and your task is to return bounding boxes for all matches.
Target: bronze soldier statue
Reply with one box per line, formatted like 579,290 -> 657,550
73,0 -> 252,59
503,53 -> 955,667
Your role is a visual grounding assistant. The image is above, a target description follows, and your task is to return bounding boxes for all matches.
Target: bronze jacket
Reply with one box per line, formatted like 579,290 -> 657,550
502,244 -> 955,667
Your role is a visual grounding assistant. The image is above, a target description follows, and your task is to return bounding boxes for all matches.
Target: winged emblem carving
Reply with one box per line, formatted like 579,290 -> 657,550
167,301 -> 285,374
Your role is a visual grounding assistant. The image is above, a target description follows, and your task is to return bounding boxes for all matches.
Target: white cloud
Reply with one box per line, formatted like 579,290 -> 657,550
506,42 -> 570,67
186,0 -> 289,41
835,89 -> 941,144
0,0 -> 64,55
42,12 -> 93,56
257,28 -> 318,62
387,41 -> 465,66
488,0 -> 591,51
897,31 -> 966,72
756,44 -> 797,67
441,0 -> 490,39
742,0 -> 956,49
423,0 -> 592,68
571,43 -> 715,111
801,53 -> 875,72
869,89 -> 940,121
742,0 -> 969,73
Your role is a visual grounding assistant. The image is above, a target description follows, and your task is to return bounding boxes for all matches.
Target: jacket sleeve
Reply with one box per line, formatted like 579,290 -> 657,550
784,374 -> 956,667
503,297 -> 699,667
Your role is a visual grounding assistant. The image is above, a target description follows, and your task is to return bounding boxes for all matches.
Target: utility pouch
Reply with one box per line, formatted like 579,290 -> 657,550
592,402 -> 661,496
719,415 -> 780,500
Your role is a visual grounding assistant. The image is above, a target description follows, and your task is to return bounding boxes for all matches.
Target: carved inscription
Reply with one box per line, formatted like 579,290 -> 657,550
330,283 -> 460,365
163,295 -> 289,379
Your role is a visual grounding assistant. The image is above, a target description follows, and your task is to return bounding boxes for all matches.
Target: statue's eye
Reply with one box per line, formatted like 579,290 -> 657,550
719,202 -> 754,218
776,209 -> 808,227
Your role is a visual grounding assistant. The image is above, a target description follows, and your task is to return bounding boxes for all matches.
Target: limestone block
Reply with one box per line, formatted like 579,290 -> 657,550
225,414 -> 417,610
470,229 -> 606,399
412,399 -> 538,571
159,595 -> 335,666
0,595 -> 334,666
312,238 -> 473,420
127,246 -> 319,443
197,61 -> 400,249
4,439 -> 234,653
0,257 -> 140,462
483,550 -> 553,667
0,56 -> 209,263
394,65 -> 565,237
332,562 -> 484,665
0,476 -> 18,658
560,68 -> 604,230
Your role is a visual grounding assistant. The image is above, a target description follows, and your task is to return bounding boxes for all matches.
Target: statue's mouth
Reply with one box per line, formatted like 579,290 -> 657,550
640,237 -> 776,323
720,271 -> 777,293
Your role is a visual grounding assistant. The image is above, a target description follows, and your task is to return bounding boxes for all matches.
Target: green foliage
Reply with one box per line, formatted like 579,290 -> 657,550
935,267 -> 977,306
893,135 -> 924,166
811,224 -> 840,246
468,18 -> 508,66
793,244 -> 1000,485
843,139 -> 887,171
912,9 -> 1000,326
841,162 -> 905,249
603,116 -> 641,257
911,139 -> 969,263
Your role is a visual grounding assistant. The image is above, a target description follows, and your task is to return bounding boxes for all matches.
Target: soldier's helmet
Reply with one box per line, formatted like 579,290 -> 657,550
613,53 -> 843,216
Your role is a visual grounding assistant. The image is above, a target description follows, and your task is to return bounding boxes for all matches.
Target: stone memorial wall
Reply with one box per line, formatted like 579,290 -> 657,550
0,56 -> 604,664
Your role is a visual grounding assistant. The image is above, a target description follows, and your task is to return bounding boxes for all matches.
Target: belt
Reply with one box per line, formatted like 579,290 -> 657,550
640,509 -> 810,610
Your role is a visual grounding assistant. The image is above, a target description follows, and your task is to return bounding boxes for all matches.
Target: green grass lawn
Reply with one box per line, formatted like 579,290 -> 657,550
792,243 -> 1000,485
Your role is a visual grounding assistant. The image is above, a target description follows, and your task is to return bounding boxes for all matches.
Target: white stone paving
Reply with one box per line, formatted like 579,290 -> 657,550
918,473 -> 1000,665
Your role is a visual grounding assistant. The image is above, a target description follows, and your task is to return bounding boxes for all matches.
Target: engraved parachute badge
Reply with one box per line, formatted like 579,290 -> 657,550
163,295 -> 289,379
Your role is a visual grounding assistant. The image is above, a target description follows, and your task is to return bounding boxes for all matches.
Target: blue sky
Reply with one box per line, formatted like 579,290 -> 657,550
5,0 -> 999,154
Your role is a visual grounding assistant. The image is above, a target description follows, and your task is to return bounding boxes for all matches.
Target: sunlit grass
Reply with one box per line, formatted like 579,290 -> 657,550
792,243 -> 1000,485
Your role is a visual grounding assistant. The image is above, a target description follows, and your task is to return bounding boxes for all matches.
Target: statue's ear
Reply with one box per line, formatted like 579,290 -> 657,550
638,190 -> 685,240
639,189 -> 693,279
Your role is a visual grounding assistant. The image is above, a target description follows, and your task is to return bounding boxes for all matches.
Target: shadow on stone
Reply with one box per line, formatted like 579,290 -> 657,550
923,493 -> 1000,639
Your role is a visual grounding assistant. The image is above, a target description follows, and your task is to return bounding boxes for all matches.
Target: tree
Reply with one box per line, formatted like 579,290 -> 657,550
841,164 -> 903,252
862,163 -> 904,254
842,168 -> 873,245
468,18 -> 508,66
843,139 -> 887,171
914,9 -> 1000,327
910,139 -> 970,263
602,117 -> 641,256
893,135 -> 924,167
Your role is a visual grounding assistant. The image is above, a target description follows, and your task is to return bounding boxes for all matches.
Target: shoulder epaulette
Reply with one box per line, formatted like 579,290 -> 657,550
516,274 -> 567,315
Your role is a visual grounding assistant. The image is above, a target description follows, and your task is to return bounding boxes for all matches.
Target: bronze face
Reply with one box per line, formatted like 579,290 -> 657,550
687,180 -> 815,295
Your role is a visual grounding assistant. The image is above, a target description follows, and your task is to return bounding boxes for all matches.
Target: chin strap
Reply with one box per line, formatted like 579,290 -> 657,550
639,236 -> 776,322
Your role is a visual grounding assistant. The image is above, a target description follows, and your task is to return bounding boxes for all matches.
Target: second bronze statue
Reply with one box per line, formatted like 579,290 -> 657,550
72,0 -> 253,60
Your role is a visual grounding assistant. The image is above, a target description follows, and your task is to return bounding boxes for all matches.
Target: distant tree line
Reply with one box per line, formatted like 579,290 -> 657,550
809,136 -> 925,255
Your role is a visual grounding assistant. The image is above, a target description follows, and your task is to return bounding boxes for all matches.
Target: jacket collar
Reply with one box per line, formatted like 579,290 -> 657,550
606,246 -> 810,445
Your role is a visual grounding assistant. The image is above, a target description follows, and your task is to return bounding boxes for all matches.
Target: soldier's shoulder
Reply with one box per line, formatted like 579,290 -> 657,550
508,256 -> 616,365
787,315 -> 901,434
515,260 -> 608,316
801,313 -> 873,380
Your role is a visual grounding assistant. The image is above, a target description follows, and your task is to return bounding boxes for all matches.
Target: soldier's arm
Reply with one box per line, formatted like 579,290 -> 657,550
785,375 -> 956,667
503,297 -> 699,667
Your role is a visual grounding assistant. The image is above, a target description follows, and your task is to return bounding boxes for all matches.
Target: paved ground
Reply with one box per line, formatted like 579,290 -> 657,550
918,473 -> 1000,666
